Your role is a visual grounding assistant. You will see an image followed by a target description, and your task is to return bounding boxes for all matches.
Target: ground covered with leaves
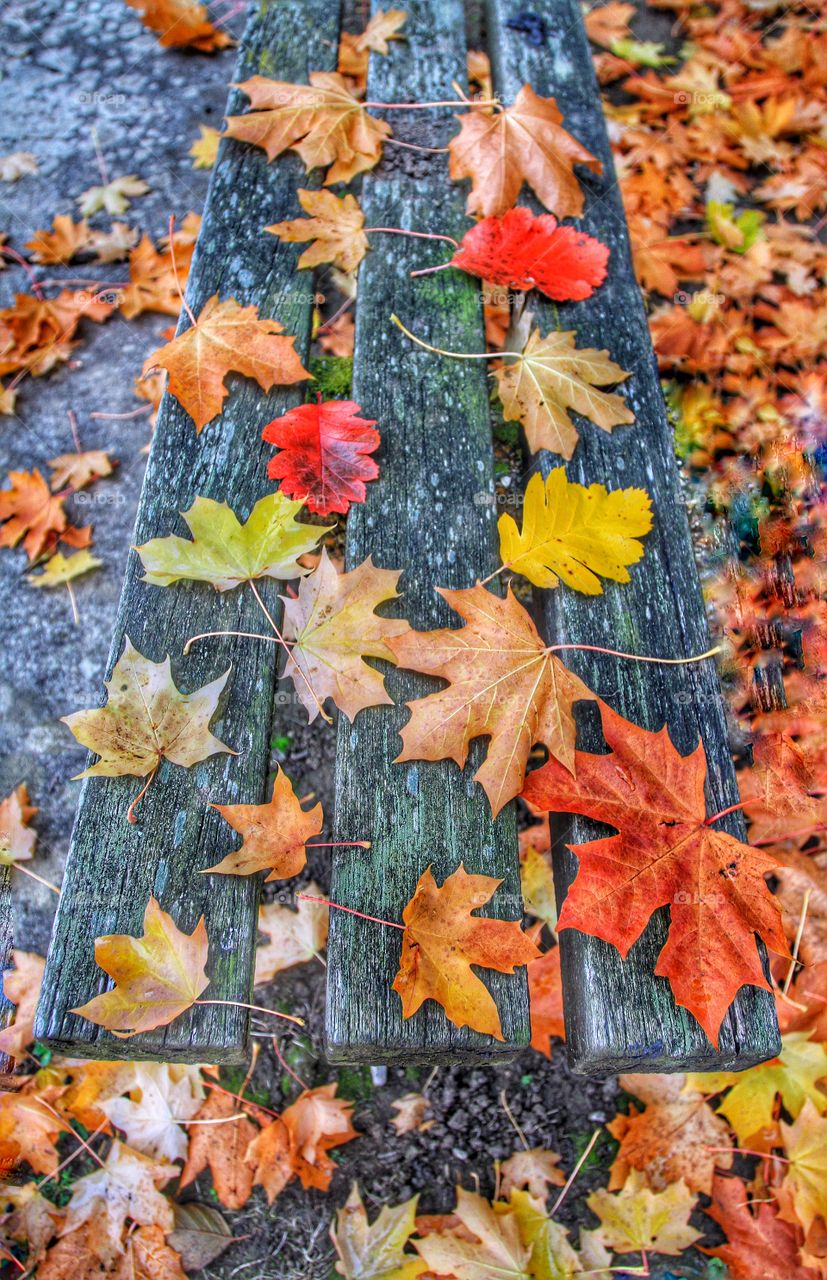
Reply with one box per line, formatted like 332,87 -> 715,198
0,0 -> 825,1278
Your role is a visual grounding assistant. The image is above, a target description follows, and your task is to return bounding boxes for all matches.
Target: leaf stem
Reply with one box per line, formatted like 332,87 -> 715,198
248,580 -> 333,725
782,887 -> 810,995
305,840 -> 372,849
409,261 -> 454,278
391,313 -> 500,360
7,861 -> 61,896
545,641 -> 722,665
297,893 -> 405,931
364,97 -> 499,109
168,214 -> 196,328
704,800 -> 748,826
183,628 -> 279,655
550,1128 -> 600,1216
194,998 -> 304,1026
365,227 -> 459,249
126,764 -> 158,825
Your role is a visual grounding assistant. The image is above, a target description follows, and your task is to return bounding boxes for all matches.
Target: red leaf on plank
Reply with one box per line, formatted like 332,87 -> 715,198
263,398 -> 380,516
450,208 -> 609,302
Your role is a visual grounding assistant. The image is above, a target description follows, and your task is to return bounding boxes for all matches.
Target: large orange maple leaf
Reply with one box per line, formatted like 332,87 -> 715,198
522,703 -> 789,1045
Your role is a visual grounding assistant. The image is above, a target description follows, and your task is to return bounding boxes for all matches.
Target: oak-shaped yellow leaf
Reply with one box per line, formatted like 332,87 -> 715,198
71,896 -> 209,1038
225,72 -> 391,186
204,765 -> 323,880
778,1100 -> 827,1236
62,637 -> 234,780
499,468 -> 652,592
686,1032 -> 827,1145
136,492 -> 328,591
281,548 -> 409,723
331,1182 -> 425,1280
28,549 -> 102,589
587,1170 -> 700,1256
267,188 -> 368,275
495,328 -> 634,459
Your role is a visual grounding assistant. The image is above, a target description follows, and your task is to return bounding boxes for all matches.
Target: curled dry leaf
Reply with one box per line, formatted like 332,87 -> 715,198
498,467 -> 653,593
267,188 -> 369,275
393,864 -> 540,1040
125,0 -> 232,51
526,934 -> 565,1058
388,584 -> 596,815
0,783 -> 37,864
48,449 -> 116,492
205,766 -> 323,881
448,85 -> 602,219
143,294 -> 310,432
740,732 -> 827,845
70,895 -> 210,1038
390,1092 -> 433,1135
245,1083 -> 358,1203
0,950 -> 45,1061
499,1147 -> 565,1201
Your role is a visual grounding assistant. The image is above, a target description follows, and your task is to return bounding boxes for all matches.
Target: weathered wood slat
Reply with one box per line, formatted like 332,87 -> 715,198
34,0 -> 342,1064
487,0 -> 780,1073
325,0 -> 530,1063
0,868 -> 13,1077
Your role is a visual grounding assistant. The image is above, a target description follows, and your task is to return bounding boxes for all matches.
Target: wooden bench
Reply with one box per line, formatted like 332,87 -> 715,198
31,0 -> 779,1074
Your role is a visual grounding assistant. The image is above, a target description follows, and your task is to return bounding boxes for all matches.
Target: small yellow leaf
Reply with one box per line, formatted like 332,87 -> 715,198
498,468 -> 652,592
28,549 -> 102,589
190,124 -> 221,169
267,188 -> 368,275
587,1170 -> 701,1255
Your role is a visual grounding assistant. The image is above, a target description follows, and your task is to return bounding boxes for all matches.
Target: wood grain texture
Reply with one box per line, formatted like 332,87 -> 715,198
33,0 -> 342,1064
325,0 -> 530,1064
0,867 -> 13,1077
486,0 -> 780,1074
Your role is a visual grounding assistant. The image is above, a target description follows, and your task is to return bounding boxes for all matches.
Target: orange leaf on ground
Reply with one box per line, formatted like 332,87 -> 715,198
179,1090 -> 259,1210
527,933 -> 565,1057
125,0 -> 232,51
0,469 -> 67,560
245,1084 -> 358,1203
704,1174 -> 820,1280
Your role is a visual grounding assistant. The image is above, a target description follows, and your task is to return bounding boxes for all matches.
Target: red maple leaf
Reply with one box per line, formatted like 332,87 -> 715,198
262,398 -> 380,516
521,702 -> 789,1045
450,207 -> 609,302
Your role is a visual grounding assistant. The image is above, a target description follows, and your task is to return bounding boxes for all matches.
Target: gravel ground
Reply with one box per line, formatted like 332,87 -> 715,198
0,4 -> 721,1278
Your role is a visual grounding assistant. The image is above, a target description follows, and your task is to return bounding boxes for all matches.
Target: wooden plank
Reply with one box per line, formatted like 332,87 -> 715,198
325,0 -> 530,1063
34,0 -> 342,1064
0,868 -> 13,1078
486,0 -> 780,1073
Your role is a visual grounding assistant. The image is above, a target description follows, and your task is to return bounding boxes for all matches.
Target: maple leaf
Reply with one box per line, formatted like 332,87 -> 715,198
686,1031 -> 827,1145
414,1187 -> 532,1280
70,895 -> 210,1037
48,449 -> 115,492
125,0 -> 232,50
62,638 -> 234,784
390,1092 -> 432,1135
331,1182 -> 425,1280
527,938 -> 565,1057
28,549 -> 102,590
0,950 -> 45,1061
450,208 -> 609,302
628,219 -> 709,297
76,175 -> 149,217
101,1062 -> 203,1163
179,1089 -> 258,1210
773,851 -> 827,969
26,216 -> 91,264
587,1170 -> 701,1256
0,1088 -> 65,1175
254,882 -> 328,981
88,221 -> 139,263
0,288 -> 113,380
448,86 -> 602,219
0,1182 -> 62,1265
777,1100 -> 827,1238
740,734 -> 827,844
61,1140 -> 175,1266
204,766 -> 323,880
0,152 -> 37,182
494,327 -> 634,459
225,73 -> 391,186
0,469 -> 67,560
0,783 -> 37,865
520,845 -> 556,926
267,188 -> 369,275
319,311 -> 355,357
355,7 -> 407,53
499,467 -> 652,592
387,584 -> 596,815
245,1084 -> 358,1202
704,1174 -> 820,1280
392,864 -> 540,1040
502,1188 -> 601,1280
144,295 -> 311,432
136,492 -> 326,591
500,1148 -> 565,1201
119,216 -> 200,319
584,1 -> 635,48
190,124 -> 221,168
281,549 -> 409,722
263,397 -> 380,516
607,1072 -> 732,1195
523,702 -> 789,1044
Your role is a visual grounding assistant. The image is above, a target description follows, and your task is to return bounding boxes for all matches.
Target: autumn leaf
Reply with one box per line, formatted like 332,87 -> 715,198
704,1173 -> 819,1280
740,733 -> 827,844
686,1031 -> 827,1145
190,124 -> 221,168
499,1148 -> 565,1201
254,882 -> 328,981
0,950 -> 45,1061
448,86 -> 602,219
527,937 -> 565,1057
588,1171 -> 700,1256
70,895 -> 209,1037
777,1100 -> 827,1238
0,783 -> 37,866
0,152 -> 37,182
0,1087 -> 65,1174
125,0 -> 232,51
205,766 -> 323,880
450,208 -> 609,302
331,1182 -> 425,1280
520,846 -> 556,927
355,8 -> 407,53
120,216 -> 200,319
62,638 -> 234,787
390,1093 -> 433,1135
392,864 -> 540,1040
267,188 -> 369,275
523,702 -> 789,1044
179,1090 -> 259,1210
281,548 -> 409,722
225,72 -> 391,185
263,397 -> 380,515
168,1202 -> 237,1272
414,1187 -> 532,1279
245,1083 -> 358,1202
584,1 -> 635,48
61,1139 -> 175,1266
607,1072 -> 733,1195
498,467 -> 653,592
48,449 -> 115,492
143,295 -> 311,432
0,289 -> 113,380
136,491 -> 327,591
494,327 -> 634,460
76,174 -> 150,217
0,469 -> 67,560
100,1062 -> 203,1164
0,1182 -> 62,1265
28,549 -> 102,590
88,221 -> 140,263
26,215 -> 91,264
387,584 -> 596,815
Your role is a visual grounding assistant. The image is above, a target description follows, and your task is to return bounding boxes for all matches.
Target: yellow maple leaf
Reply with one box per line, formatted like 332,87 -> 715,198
498,467 -> 653,592
587,1170 -> 701,1255
28,549 -> 102,589
778,1099 -> 827,1237
189,124 -> 221,168
331,1182 -> 425,1280
267,188 -> 368,275
494,328 -> 635,459
415,1187 -> 532,1279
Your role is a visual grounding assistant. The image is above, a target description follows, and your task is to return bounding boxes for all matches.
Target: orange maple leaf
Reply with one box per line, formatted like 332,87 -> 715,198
0,469 -> 67,560
204,766 -> 323,880
245,1084 -> 358,1203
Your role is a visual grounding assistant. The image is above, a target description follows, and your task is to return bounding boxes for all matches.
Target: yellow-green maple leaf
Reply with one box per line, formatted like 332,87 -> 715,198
28,549 -> 102,589
136,492 -> 329,592
587,1170 -> 700,1256
331,1182 -> 426,1280
498,468 -> 652,592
